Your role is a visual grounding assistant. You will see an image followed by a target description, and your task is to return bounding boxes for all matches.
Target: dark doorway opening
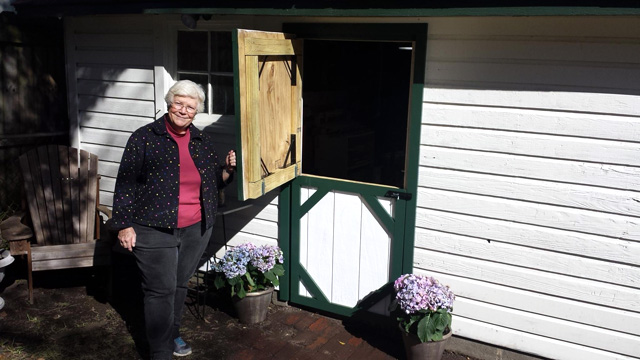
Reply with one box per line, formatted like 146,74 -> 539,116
301,40 -> 412,188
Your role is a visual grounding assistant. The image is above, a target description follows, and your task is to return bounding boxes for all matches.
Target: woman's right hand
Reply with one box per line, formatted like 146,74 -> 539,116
118,227 -> 136,252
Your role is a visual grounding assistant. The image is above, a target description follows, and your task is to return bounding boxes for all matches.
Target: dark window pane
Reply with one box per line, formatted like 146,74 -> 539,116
211,75 -> 234,115
177,73 -> 209,113
210,31 -> 233,72
178,31 -> 207,71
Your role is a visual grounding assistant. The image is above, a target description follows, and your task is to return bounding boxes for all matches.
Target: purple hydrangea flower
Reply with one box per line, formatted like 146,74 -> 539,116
250,244 -> 284,273
213,243 -> 255,279
213,243 -> 284,278
394,274 -> 455,315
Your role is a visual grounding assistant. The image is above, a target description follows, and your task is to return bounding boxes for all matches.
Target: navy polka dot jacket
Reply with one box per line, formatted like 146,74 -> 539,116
111,115 -> 231,231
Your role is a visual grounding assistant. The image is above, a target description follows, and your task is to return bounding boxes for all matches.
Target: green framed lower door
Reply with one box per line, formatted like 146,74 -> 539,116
288,175 -> 408,316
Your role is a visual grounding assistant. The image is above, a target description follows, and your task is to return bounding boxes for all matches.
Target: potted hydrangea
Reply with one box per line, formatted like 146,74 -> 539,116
390,273 -> 455,360
212,242 -> 285,324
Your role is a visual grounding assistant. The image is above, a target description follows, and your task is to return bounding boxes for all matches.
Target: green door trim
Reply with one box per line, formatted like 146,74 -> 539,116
289,176 -> 405,317
277,23 -> 427,313
144,4 -> 640,17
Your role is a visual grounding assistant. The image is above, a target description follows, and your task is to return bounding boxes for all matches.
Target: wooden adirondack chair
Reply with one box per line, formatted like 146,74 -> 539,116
0,145 -> 112,303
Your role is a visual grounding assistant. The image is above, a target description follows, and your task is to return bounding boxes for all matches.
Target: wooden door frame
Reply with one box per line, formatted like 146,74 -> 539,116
277,23 -> 428,304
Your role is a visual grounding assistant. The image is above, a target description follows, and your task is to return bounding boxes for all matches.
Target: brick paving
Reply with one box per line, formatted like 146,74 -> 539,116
0,253 -> 476,360
177,288 -> 474,360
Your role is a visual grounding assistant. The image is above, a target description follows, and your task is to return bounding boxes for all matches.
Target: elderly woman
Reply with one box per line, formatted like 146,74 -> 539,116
112,80 -> 235,359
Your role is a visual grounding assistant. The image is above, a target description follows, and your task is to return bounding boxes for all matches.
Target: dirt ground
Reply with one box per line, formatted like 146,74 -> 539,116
0,253 -> 476,360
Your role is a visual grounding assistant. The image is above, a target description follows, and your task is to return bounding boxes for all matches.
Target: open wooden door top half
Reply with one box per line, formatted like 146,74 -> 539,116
234,29 -> 303,200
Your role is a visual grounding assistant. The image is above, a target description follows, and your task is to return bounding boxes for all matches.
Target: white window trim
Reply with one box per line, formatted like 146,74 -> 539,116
162,16 -> 244,128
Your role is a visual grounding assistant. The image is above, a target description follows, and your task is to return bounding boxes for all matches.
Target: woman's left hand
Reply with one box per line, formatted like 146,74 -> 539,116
225,150 -> 236,173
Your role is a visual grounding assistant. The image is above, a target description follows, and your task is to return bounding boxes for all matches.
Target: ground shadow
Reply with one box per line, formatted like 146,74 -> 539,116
107,250 -> 149,359
345,282 -> 405,359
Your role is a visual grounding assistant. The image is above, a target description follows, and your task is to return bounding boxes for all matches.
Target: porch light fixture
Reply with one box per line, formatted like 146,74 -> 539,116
181,14 -> 199,29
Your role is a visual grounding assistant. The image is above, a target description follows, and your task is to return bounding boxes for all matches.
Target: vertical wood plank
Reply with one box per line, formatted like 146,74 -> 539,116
360,197 -> 393,314
236,29 -> 248,199
306,190 -> 334,301
58,146 -> 74,244
258,56 -> 293,173
34,147 -> 57,245
69,148 -> 80,243
78,150 -> 89,243
47,144 -> 64,244
332,192 -> 362,307
298,186 -> 311,297
245,55 -> 261,187
291,40 -> 303,170
19,152 -> 45,244
86,152 -> 98,242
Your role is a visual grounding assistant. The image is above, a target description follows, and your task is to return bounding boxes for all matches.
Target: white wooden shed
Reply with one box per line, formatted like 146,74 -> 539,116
12,1 -> 640,359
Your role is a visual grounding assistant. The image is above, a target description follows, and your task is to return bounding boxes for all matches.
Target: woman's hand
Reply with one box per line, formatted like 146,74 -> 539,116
118,227 -> 136,252
225,150 -> 236,172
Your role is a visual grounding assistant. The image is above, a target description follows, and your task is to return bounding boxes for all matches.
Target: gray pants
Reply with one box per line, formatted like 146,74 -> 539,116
132,222 -> 212,360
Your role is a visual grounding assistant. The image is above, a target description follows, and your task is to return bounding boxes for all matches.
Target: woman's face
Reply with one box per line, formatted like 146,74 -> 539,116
167,95 -> 198,134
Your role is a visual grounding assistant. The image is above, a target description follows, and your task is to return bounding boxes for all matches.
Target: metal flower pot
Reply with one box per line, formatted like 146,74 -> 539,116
232,287 -> 274,324
399,325 -> 452,360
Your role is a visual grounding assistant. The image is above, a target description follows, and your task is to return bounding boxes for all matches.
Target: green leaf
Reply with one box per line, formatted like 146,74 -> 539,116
417,314 -> 431,342
244,272 -> 255,287
213,274 -> 226,289
264,270 -> 277,282
236,286 -> 246,299
272,264 -> 285,276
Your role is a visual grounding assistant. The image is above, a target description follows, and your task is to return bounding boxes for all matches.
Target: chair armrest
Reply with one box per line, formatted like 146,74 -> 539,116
0,212 -> 33,241
97,205 -> 112,219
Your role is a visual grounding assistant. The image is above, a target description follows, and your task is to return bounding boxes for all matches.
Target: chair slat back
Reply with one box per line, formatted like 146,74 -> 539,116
20,145 -> 99,246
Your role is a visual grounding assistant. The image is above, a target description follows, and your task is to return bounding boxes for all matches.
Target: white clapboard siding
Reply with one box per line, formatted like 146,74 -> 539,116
99,177 -> 116,194
416,228 -> 640,289
77,81 -> 155,101
421,272 -> 640,337
422,125 -> 640,166
419,167 -> 640,217
75,49 -> 154,66
78,97 -> 156,118
419,188 -> 640,241
207,197 -> 281,262
423,88 -> 640,117
67,15 -> 158,183
80,112 -> 154,132
427,61 -> 640,93
454,297 -> 640,357
98,160 -> 121,178
421,146 -> 640,191
76,66 -> 155,83
416,208 -> 640,267
83,144 -> 124,163
417,16 -> 640,360
414,248 -> 640,313
426,38 -> 640,64
74,33 -> 153,48
81,128 -> 131,147
453,316 -> 638,360
423,103 -> 640,142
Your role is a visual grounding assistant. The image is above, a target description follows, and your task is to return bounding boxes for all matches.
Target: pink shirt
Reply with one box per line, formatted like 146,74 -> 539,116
166,120 -> 202,228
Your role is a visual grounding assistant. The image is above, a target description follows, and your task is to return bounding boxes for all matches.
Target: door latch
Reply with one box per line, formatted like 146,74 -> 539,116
384,191 -> 412,201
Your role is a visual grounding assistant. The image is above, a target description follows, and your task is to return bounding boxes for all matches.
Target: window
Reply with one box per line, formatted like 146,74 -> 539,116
177,31 -> 234,115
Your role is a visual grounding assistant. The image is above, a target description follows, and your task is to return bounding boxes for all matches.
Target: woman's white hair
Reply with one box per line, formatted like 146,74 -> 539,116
164,80 -> 206,113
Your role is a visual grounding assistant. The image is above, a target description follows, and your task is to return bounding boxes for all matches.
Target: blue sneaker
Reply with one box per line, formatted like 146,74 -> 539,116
173,337 -> 192,357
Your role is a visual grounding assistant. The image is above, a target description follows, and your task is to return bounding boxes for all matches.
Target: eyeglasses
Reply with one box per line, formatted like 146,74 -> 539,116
171,101 -> 197,114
